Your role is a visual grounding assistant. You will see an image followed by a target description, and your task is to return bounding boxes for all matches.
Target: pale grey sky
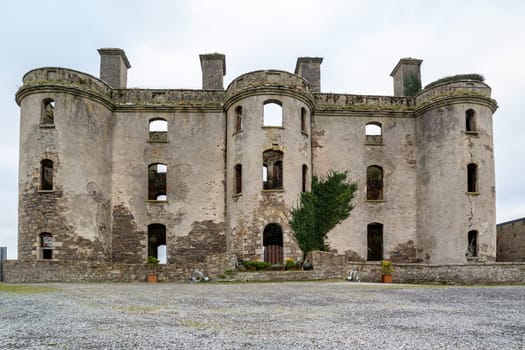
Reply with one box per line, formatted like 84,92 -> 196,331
1,0 -> 524,258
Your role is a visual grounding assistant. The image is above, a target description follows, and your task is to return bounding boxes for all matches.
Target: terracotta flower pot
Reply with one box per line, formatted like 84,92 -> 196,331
382,274 -> 393,283
147,273 -> 158,283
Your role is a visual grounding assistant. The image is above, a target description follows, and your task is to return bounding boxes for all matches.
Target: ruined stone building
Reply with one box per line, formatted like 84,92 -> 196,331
15,48 -> 498,272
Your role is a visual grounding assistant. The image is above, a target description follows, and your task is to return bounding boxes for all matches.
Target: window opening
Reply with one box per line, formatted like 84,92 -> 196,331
42,99 -> 55,125
365,122 -> 382,144
147,224 -> 167,262
234,164 -> 242,194
467,163 -> 478,193
467,230 -> 478,257
263,223 -> 283,264
40,233 -> 53,259
40,159 -> 53,191
235,106 -> 243,132
263,150 -> 283,189
367,165 -> 383,200
301,108 -> 307,132
148,163 -> 167,200
263,101 -> 283,127
367,223 -> 383,261
149,119 -> 168,142
157,245 -> 167,264
302,164 -> 308,193
466,109 -> 476,132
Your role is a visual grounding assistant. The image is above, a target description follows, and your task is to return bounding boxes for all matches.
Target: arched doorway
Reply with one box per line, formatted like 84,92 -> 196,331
263,223 -> 283,264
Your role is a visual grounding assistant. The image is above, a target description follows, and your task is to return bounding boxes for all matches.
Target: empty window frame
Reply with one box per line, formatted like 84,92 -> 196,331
262,150 -> 283,190
367,223 -> 383,261
148,224 -> 167,263
40,159 -> 54,191
467,163 -> 478,193
234,106 -> 243,133
302,164 -> 308,192
367,165 -> 383,200
234,164 -> 242,194
263,100 -> 283,127
149,119 -> 168,142
365,122 -> 382,144
466,109 -> 477,132
40,232 -> 53,259
148,163 -> 167,200
467,230 -> 478,257
301,107 -> 307,132
42,98 -> 55,125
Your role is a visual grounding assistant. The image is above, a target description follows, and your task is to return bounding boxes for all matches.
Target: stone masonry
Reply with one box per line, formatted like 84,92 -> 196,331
11,48 -> 499,281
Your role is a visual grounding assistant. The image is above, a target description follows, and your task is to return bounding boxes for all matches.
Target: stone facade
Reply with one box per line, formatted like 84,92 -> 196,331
12,48 -> 499,281
497,218 -> 525,262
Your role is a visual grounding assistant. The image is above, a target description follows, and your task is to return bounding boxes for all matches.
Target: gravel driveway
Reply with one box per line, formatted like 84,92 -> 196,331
1,282 -> 524,349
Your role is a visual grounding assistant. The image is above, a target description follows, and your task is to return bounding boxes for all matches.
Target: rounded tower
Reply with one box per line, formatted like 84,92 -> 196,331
415,77 -> 498,263
224,70 -> 315,264
16,67 -> 115,261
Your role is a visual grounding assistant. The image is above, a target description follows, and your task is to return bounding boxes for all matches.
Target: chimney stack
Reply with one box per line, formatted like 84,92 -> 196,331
98,48 -> 131,89
390,58 -> 423,97
200,53 -> 226,90
295,57 -> 323,92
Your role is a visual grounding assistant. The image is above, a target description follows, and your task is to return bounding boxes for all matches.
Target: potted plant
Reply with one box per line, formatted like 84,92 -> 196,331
147,256 -> 160,283
381,260 -> 394,283
285,258 -> 300,270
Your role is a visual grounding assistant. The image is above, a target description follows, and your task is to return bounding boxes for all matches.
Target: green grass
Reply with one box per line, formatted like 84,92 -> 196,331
0,284 -> 57,294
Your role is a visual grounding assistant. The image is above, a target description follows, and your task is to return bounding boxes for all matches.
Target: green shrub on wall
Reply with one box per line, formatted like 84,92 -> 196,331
290,170 -> 357,263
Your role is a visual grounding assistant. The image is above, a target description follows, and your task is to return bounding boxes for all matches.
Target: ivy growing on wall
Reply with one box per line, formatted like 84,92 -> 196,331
404,73 -> 421,97
289,170 -> 357,263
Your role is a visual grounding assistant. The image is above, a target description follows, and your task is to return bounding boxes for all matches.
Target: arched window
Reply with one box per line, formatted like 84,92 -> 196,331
466,109 -> 476,132
301,108 -> 307,132
263,223 -> 283,264
367,165 -> 383,200
365,122 -> 382,144
467,230 -> 478,258
40,232 -> 53,259
263,100 -> 283,127
149,119 -> 168,142
148,163 -> 167,200
263,150 -> 283,189
235,106 -> 243,133
302,164 -> 308,193
234,164 -> 242,194
367,223 -> 383,261
40,159 -> 53,191
148,224 -> 167,263
467,163 -> 478,193
42,98 -> 55,125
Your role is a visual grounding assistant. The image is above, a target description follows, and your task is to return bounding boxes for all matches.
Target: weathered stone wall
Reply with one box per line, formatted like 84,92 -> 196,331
17,79 -> 114,261
346,261 -> 525,284
415,81 -> 498,263
224,73 -> 312,262
497,218 -> 525,262
3,253 -> 234,283
312,107 -> 418,262
110,106 -> 226,264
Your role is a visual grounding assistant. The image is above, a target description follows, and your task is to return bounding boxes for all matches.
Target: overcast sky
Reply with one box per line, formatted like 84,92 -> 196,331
1,0 -> 524,259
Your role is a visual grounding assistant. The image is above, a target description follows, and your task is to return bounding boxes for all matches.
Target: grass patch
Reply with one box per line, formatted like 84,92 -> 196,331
0,284 -> 57,294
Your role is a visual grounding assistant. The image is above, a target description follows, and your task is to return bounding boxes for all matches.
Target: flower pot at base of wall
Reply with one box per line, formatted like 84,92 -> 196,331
302,262 -> 313,271
382,274 -> 393,283
147,274 -> 158,283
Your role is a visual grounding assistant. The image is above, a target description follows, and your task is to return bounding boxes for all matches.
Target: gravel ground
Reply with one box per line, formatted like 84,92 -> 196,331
0,281 -> 524,349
